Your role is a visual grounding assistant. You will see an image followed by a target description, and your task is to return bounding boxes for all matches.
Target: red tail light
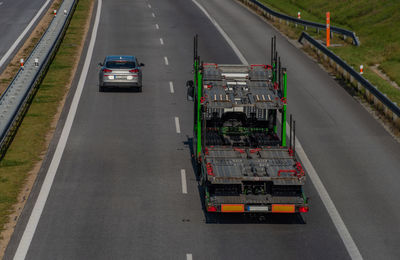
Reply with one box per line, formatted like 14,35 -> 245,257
207,206 -> 217,212
129,69 -> 139,73
299,206 -> 309,213
103,68 -> 112,73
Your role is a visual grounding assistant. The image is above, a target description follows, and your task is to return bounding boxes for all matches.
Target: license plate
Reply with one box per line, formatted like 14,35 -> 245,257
247,206 -> 269,212
115,75 -> 126,79
271,204 -> 295,213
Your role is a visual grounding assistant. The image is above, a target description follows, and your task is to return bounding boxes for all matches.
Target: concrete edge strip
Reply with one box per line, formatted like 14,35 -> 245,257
13,0 -> 103,258
0,0 -> 52,68
191,0 -> 362,259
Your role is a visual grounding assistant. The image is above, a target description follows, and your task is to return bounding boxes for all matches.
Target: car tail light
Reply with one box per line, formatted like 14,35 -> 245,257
103,68 -> 112,73
299,206 -> 309,213
129,69 -> 139,73
207,205 -> 217,212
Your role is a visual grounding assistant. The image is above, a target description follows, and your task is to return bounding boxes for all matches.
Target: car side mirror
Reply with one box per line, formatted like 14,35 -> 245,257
186,80 -> 194,101
140,63 -> 145,67
98,62 -> 103,66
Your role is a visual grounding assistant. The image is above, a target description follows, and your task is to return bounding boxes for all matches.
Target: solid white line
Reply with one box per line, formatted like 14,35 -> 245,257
191,0 -> 362,259
164,56 -> 169,65
191,0 -> 247,65
169,81 -> 174,93
152,12 -> 155,17
181,169 -> 187,194
160,38 -> 164,45
13,0 -> 103,259
186,253 -> 193,260
148,4 -> 151,8
0,0 -> 52,68
175,117 -> 181,134
287,123 -> 363,260
155,24 -> 159,29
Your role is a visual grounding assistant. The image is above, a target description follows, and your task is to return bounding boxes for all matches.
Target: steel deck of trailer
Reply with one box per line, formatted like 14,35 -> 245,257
204,146 -> 305,185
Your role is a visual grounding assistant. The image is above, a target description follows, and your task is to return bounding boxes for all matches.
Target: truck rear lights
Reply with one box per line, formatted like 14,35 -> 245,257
271,204 -> 295,213
221,204 -> 244,213
299,206 -> 309,213
103,68 -> 112,73
207,205 -> 217,212
129,69 -> 139,73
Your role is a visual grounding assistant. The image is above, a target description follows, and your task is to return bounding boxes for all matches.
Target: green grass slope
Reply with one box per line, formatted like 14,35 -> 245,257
259,0 -> 400,104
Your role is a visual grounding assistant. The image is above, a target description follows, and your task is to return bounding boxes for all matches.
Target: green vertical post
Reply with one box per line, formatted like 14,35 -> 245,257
272,63 -> 276,83
196,68 -> 202,157
281,69 -> 287,147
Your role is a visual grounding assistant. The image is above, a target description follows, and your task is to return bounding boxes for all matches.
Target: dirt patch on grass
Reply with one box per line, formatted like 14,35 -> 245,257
0,0 -> 95,257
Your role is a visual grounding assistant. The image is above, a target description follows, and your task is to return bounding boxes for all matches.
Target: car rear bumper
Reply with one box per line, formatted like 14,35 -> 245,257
102,81 -> 141,87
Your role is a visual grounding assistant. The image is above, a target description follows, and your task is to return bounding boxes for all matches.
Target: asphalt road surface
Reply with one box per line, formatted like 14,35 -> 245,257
0,0 -> 51,72
5,0 -> 400,259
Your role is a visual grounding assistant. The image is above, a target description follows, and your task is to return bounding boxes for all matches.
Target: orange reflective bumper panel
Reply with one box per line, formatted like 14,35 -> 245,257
271,204 -> 295,213
221,204 -> 245,213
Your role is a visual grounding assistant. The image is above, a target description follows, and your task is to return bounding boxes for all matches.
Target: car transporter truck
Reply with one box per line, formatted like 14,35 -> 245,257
187,36 -> 309,214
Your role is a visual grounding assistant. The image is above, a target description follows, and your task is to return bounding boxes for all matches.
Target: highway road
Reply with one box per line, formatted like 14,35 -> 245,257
0,0 -> 52,72
4,0 -> 400,259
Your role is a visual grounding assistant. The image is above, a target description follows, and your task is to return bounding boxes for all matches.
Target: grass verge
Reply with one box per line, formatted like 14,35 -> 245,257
0,0 -> 94,256
256,0 -> 400,105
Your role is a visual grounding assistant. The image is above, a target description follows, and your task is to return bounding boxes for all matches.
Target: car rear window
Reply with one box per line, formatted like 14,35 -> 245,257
106,60 -> 136,69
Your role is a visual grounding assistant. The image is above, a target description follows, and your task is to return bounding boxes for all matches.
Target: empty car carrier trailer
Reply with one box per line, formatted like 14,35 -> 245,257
187,36 -> 309,214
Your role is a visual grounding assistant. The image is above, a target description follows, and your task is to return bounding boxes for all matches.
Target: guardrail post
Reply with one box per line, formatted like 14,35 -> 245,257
357,82 -> 362,92
393,106 -> 400,127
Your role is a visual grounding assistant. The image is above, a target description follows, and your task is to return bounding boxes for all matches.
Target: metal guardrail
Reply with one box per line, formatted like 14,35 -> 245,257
299,32 -> 400,122
241,0 -> 360,46
0,0 -> 77,159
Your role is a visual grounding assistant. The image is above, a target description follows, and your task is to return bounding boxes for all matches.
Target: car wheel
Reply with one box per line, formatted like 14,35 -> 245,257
137,86 -> 142,92
99,85 -> 105,92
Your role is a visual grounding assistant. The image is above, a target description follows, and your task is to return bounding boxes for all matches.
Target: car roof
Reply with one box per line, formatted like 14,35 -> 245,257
106,55 -> 136,61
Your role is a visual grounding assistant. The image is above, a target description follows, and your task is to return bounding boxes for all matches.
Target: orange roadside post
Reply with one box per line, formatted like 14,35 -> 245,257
326,12 -> 330,47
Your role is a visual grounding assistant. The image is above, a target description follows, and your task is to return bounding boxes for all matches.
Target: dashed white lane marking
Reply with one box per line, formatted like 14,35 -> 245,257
169,81 -> 174,93
152,12 -> 155,17
160,38 -> 164,45
155,23 -> 159,29
181,169 -> 187,194
164,56 -> 169,65
186,254 -> 193,260
13,0 -> 103,259
175,117 -> 181,134
0,0 -> 52,68
191,0 -> 247,65
148,4 -> 151,8
191,0 -> 363,259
